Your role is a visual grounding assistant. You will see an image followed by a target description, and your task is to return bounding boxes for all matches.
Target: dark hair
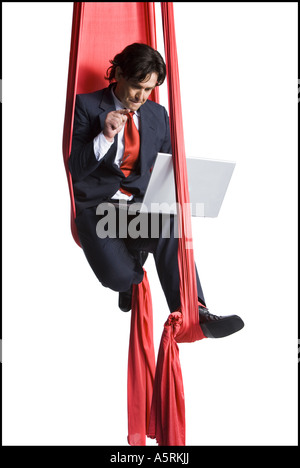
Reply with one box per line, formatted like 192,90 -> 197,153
105,42 -> 166,86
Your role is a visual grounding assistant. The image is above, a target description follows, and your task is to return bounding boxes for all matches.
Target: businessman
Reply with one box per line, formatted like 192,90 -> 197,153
68,42 -> 244,338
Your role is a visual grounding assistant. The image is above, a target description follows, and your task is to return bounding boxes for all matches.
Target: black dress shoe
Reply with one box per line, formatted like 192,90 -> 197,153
199,306 -> 244,338
118,251 -> 149,312
118,287 -> 132,312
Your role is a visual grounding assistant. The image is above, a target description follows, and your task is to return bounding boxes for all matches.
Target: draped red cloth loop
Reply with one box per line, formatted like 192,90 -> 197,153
63,2 -> 205,447
62,2 -> 158,247
147,311 -> 185,445
143,3 -> 206,446
160,2 -> 205,344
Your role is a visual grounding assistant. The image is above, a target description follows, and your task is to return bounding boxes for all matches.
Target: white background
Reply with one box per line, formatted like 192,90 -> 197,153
2,2 -> 298,446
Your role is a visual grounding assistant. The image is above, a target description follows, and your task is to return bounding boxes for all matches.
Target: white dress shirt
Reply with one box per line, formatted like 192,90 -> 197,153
93,87 -> 140,201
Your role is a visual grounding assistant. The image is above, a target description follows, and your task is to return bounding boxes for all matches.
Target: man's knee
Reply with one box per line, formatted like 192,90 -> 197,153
100,269 -> 140,292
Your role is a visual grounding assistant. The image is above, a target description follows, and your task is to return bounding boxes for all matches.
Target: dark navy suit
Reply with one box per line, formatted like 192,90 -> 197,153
69,85 -> 205,311
69,84 -> 172,214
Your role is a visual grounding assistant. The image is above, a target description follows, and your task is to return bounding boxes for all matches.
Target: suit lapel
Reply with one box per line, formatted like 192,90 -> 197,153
98,85 -> 116,129
97,86 -> 122,174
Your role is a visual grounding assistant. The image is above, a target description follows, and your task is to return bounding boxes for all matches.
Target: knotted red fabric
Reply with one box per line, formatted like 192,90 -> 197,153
129,3 -> 205,446
120,111 -> 140,196
160,3 -> 205,344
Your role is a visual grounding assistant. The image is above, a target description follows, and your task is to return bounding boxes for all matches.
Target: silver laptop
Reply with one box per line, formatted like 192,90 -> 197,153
137,153 -> 235,217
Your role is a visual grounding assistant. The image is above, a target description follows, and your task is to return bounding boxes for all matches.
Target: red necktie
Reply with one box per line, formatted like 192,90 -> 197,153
119,112 -> 140,196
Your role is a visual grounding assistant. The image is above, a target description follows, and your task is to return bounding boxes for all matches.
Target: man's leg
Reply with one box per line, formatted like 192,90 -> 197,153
75,207 -> 144,293
127,212 -> 244,338
151,214 -> 206,312
124,212 -> 205,312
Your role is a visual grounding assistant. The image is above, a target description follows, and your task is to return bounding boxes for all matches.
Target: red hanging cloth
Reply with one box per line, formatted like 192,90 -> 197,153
63,2 -> 205,447
62,2 -> 158,246
62,1 -> 159,445
127,270 -> 156,446
160,2 -> 205,344
146,3 -> 205,446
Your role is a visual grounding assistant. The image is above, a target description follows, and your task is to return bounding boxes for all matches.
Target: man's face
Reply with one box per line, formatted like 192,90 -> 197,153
114,68 -> 158,112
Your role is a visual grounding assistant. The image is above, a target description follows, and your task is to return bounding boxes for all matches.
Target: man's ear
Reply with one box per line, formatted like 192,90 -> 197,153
115,66 -> 123,81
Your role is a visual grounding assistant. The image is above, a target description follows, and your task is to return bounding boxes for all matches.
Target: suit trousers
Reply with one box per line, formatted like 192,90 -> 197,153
75,203 -> 206,312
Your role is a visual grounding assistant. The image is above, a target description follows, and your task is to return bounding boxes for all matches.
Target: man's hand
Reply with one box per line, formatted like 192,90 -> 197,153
103,109 -> 130,142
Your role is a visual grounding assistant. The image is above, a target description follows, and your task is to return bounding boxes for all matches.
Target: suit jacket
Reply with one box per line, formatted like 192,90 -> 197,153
68,84 -> 172,214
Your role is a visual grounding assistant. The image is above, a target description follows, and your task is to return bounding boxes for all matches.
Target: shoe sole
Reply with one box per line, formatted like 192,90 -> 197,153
201,315 -> 244,339
118,294 -> 132,312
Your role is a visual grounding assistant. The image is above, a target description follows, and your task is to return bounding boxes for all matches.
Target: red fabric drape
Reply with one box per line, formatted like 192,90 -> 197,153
146,3 -> 206,446
62,2 -> 158,246
128,271 -> 156,446
160,3 -> 205,344
161,2 -> 204,342
129,3 -> 205,447
63,2 -> 205,447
